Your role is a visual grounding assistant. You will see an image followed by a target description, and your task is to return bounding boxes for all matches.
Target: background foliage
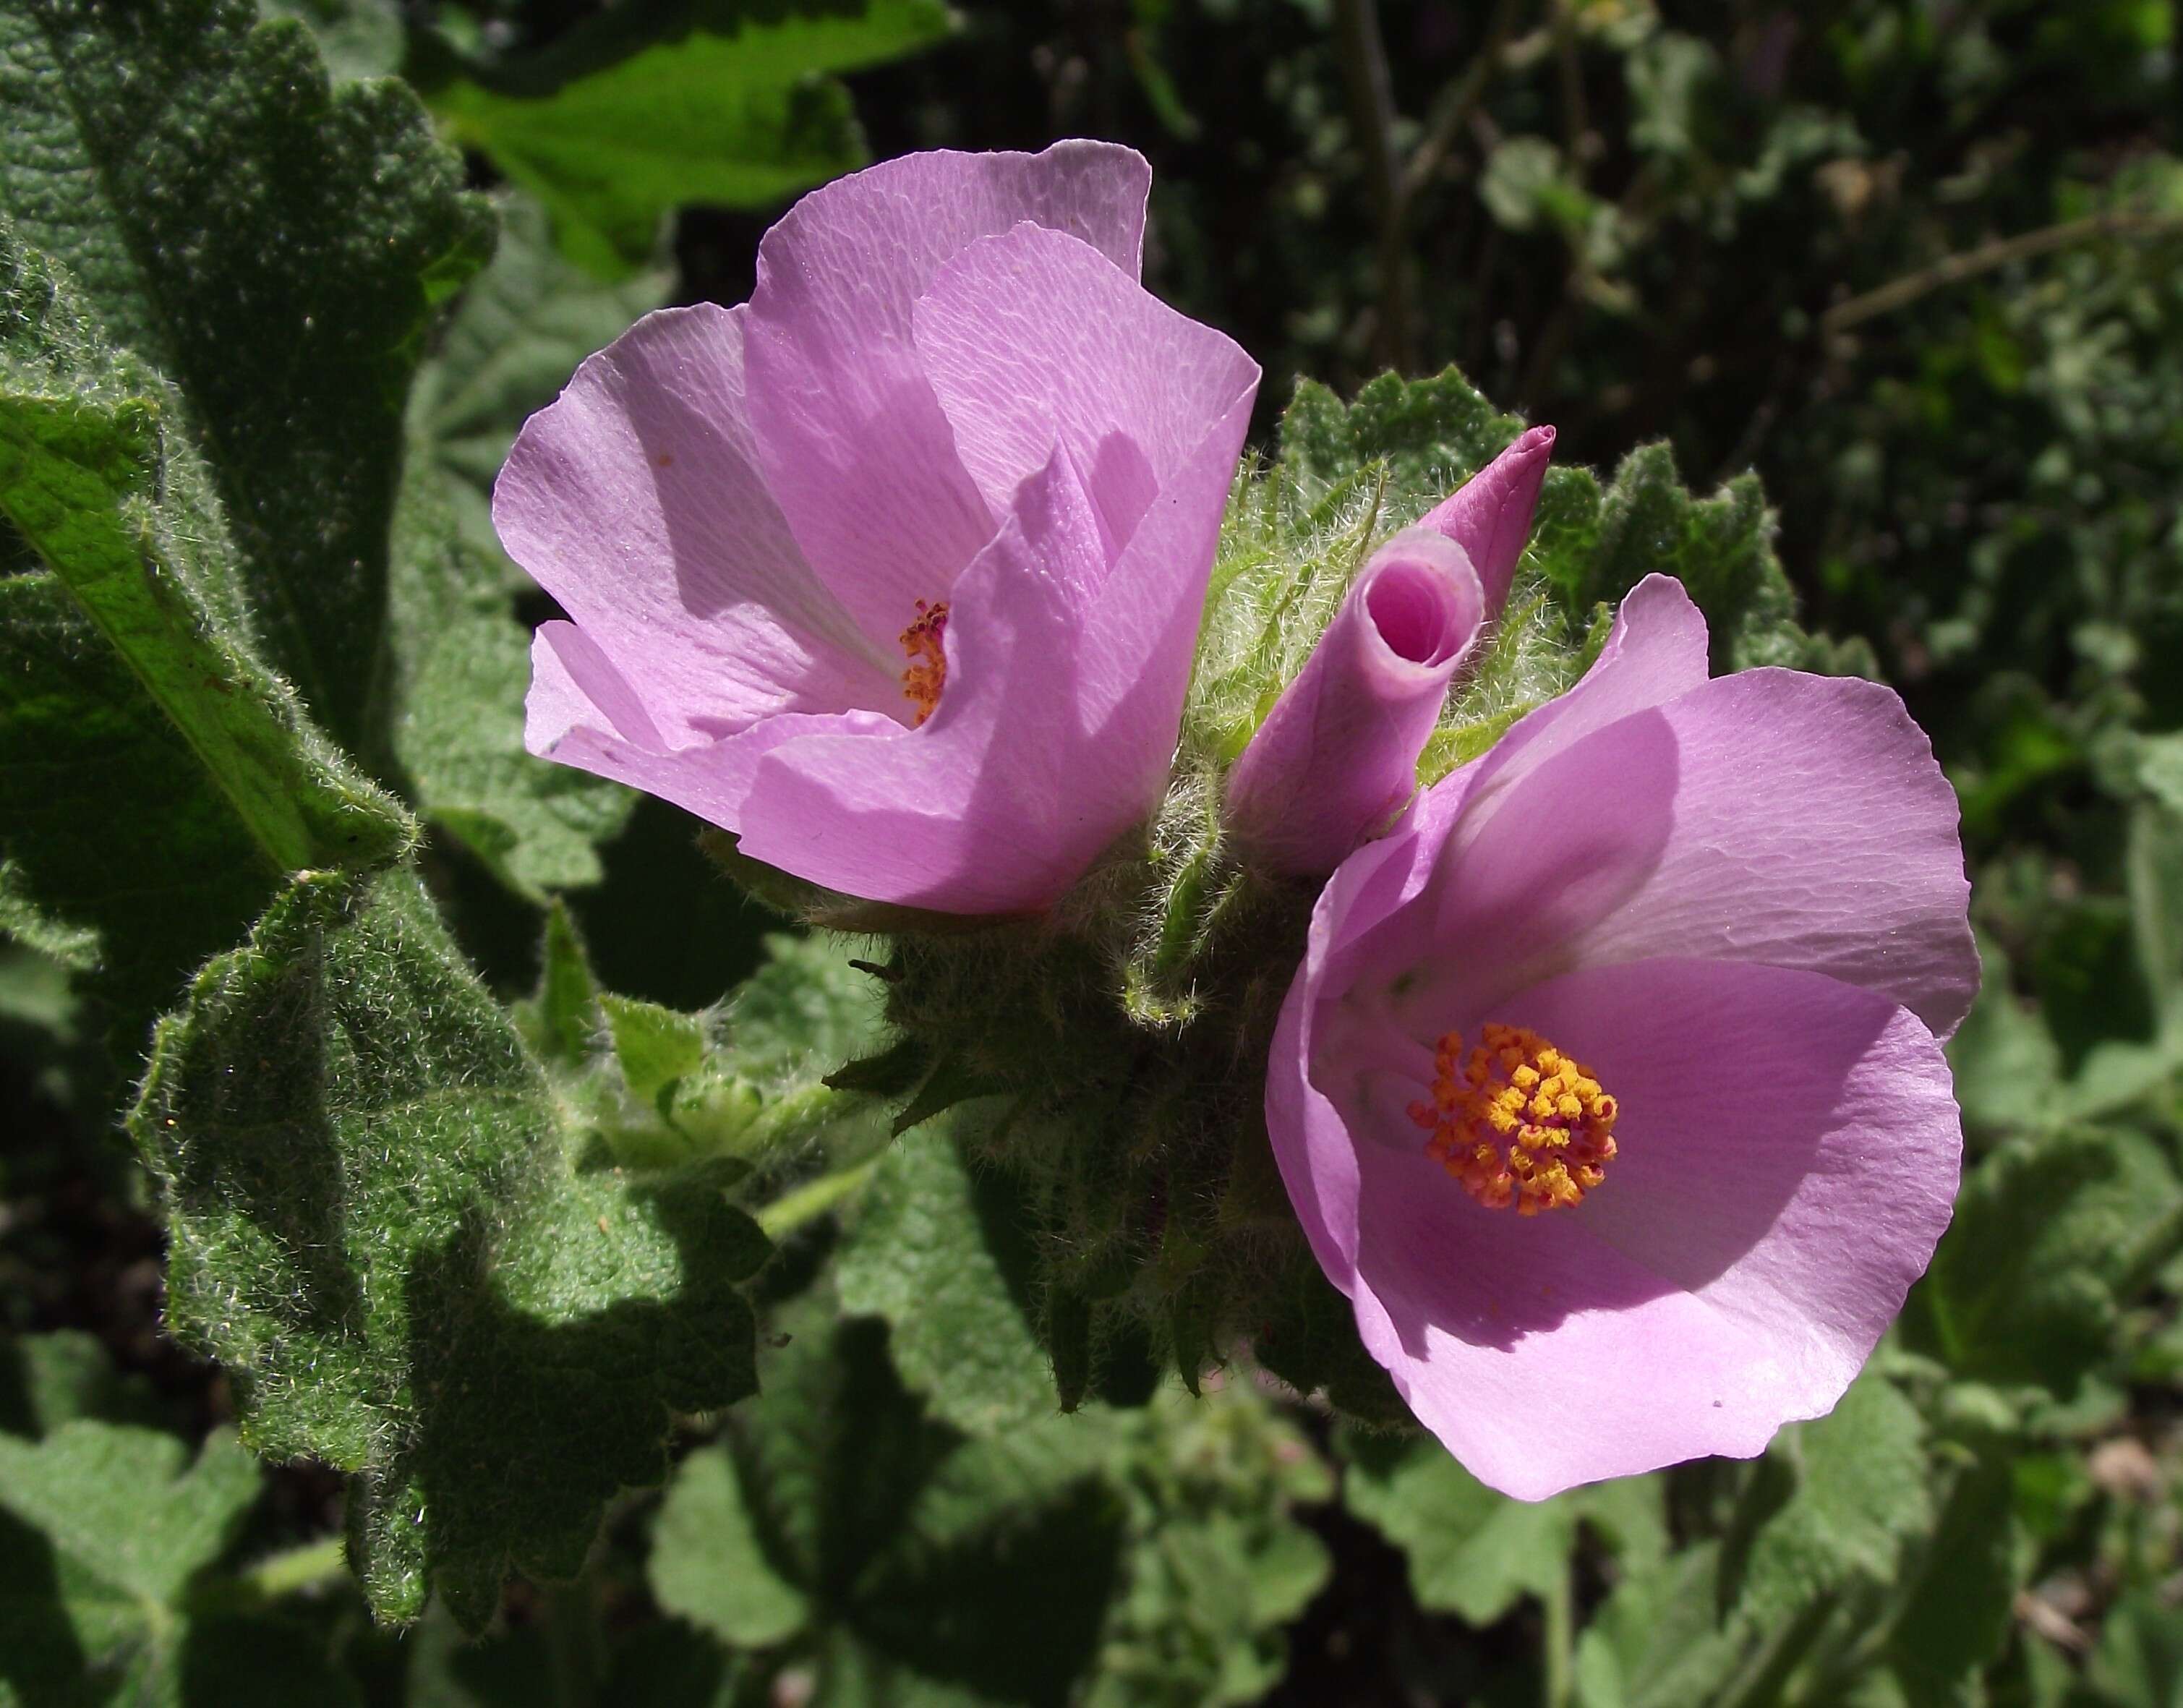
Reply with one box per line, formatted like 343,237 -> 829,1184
4,0 -> 2182,1704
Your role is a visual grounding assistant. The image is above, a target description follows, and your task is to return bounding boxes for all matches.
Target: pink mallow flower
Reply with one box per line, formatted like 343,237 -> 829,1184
1265,575 -> 1977,1498
495,143 -> 1260,913
1223,428 -> 1555,874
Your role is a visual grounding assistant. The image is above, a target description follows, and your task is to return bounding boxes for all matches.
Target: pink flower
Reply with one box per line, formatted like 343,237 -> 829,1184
1265,575 -> 1977,1498
496,144 -> 1260,913
1223,429 -> 1555,875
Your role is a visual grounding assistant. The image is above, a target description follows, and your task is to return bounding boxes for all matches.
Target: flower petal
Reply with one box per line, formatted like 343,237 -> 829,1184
1547,668 -> 1978,1036
1337,957 -> 1959,1498
1362,589 -> 1976,1038
734,445 -> 1162,913
1416,425 -> 1556,614
494,302 -> 897,741
912,222 -> 1260,556
1457,572 -> 1709,818
524,621 -> 892,829
1067,386 -> 1259,792
1225,528 -> 1484,874
743,142 -> 1153,645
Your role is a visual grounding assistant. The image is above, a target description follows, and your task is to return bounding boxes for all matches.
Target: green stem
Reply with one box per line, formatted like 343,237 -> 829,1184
756,1154 -> 884,1239
187,1534 -> 349,1617
1542,1557 -> 1575,1708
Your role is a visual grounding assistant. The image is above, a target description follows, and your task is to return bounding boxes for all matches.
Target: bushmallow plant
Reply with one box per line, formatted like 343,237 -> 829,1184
496,141 -> 1259,913
497,139 -> 1973,1495
1265,574 -> 1978,1498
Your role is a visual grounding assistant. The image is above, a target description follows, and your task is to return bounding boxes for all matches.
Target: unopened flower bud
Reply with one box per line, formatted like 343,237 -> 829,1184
1223,527 -> 1484,876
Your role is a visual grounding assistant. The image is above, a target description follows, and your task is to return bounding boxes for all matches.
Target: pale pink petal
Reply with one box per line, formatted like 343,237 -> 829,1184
1548,669 -> 1978,1038
1067,387 -> 1260,786
1225,529 -> 1484,874
1416,425 -> 1557,614
494,303 -> 898,743
1336,957 -> 1959,1498
525,623 -> 892,829
912,223 -> 1259,555
1455,572 -> 1709,819
1376,665 -> 1975,1037
742,143 -> 1153,644
734,446 -> 1163,913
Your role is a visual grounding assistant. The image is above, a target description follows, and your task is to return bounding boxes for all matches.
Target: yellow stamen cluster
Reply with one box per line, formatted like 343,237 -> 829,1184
900,599 -> 949,726
1407,1023 -> 1619,1215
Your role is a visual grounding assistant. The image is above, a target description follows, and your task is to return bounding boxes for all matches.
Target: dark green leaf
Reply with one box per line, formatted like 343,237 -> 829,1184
1735,1372 -> 1934,1626
834,1122 -> 1056,1436
0,228 -> 413,1032
0,0 -> 492,748
650,1442 -> 811,1650
1902,1125 -> 2183,1393
130,867 -> 770,1628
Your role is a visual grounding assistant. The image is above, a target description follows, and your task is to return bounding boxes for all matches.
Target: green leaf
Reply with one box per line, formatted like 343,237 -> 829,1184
1574,1543 -> 1743,1708
0,1331 -> 164,1439
129,867 -> 771,1628
524,899 -> 602,1068
1902,1125 -> 2183,1393
2082,1591 -> 2183,1708
0,240 -> 412,877
678,1307 -> 1327,1708
427,1 -> 954,278
1340,1432 -> 1573,1625
256,0 -> 401,82
1948,932 -> 2064,1135
834,1121 -> 1056,1437
1735,1372 -> 1934,1626
1278,367 -> 1524,509
0,0 -> 493,748
1540,441 -> 1869,674
0,1421 -> 340,1706
1882,1459 -> 2022,1706
603,993 -> 709,1107
0,228 -> 414,1031
650,1442 -> 811,1650
0,1420 -> 258,1607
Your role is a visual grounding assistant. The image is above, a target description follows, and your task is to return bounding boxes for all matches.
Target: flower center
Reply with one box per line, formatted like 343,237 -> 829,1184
899,599 -> 949,726
1406,1023 -> 1619,1215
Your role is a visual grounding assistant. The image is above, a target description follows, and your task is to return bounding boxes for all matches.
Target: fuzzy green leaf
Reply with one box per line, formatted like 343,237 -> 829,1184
1902,1125 -> 2183,1393
0,1421 -> 258,1607
603,992 -> 709,1107
256,0 -> 401,82
0,229 -> 414,1030
0,0 -> 492,748
676,1307 -> 1326,1707
427,1 -> 954,278
1573,1543 -> 1741,1708
1278,367 -> 1524,505
835,1122 -> 1056,1437
650,1442 -> 812,1650
1340,1432 -> 1576,1625
130,868 -> 771,1628
1734,1372 -> 1934,1627
0,1422 -> 334,1705
1882,1458 -> 2022,1705
1342,1430 -> 1663,1631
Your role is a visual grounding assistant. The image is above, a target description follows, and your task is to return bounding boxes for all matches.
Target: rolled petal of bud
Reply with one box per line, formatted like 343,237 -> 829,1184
1417,424 -> 1556,615
1223,528 -> 1484,875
